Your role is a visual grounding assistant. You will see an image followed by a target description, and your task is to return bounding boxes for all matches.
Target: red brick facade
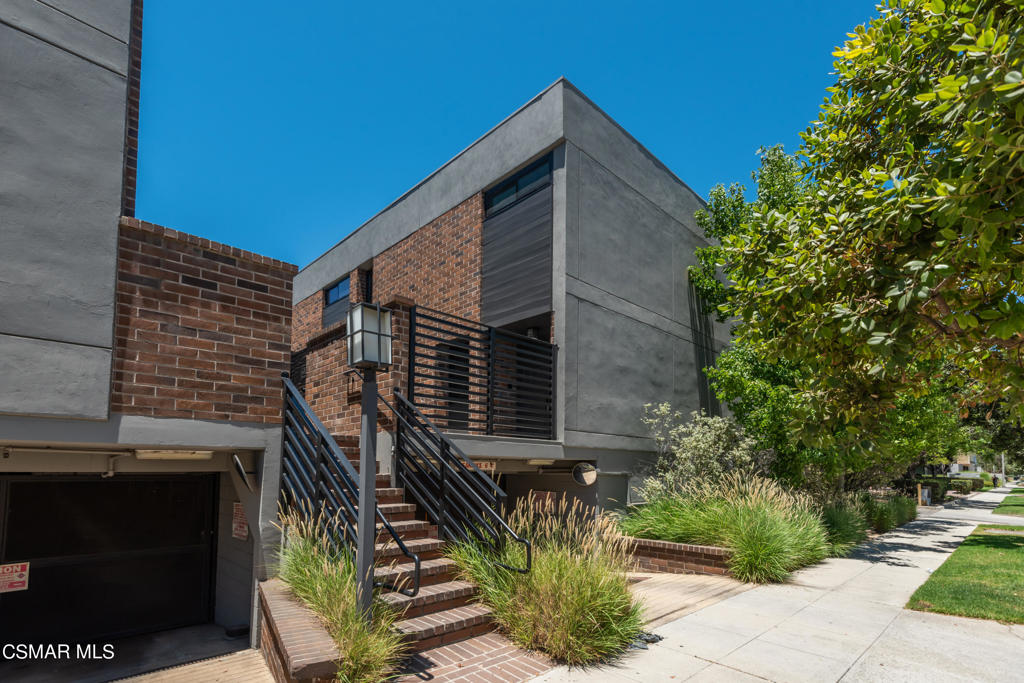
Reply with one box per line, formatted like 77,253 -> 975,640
112,217 -> 297,423
291,194 -> 485,437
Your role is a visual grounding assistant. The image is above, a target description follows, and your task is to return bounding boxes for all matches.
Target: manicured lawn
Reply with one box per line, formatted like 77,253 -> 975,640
995,495 -> 1024,517
907,525 -> 1024,623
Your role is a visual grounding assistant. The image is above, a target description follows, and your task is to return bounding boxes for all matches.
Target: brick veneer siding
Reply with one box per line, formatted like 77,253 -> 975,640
112,217 -> 297,423
259,579 -> 339,683
628,537 -> 733,577
291,194 -> 485,437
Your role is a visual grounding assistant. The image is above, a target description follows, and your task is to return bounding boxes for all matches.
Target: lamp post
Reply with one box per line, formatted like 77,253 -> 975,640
346,302 -> 393,617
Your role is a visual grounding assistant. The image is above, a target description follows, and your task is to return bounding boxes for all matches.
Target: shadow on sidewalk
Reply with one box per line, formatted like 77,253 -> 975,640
845,518 -> 966,567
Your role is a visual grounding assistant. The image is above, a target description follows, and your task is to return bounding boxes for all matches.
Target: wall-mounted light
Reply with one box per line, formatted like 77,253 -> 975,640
346,302 -> 392,369
135,450 -> 215,461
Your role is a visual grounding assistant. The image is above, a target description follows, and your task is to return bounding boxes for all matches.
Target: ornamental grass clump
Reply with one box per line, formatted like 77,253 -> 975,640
821,498 -> 869,557
277,510 -> 406,683
446,495 -> 642,666
621,471 -> 829,583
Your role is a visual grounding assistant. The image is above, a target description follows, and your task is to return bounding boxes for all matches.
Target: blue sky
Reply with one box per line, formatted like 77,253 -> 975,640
136,1 -> 876,268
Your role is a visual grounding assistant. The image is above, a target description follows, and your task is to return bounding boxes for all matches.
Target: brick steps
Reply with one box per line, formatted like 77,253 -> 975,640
325,440 -> 497,653
380,579 -> 477,618
394,604 -> 494,652
375,537 -> 444,561
375,557 -> 457,589
377,519 -> 434,541
371,502 -> 416,522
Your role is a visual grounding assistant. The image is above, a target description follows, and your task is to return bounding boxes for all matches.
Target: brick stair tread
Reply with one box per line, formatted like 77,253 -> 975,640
366,503 -> 415,514
374,557 -> 454,582
374,487 -> 404,498
393,604 -> 493,640
379,579 -> 476,610
379,519 -> 432,535
374,537 -> 444,560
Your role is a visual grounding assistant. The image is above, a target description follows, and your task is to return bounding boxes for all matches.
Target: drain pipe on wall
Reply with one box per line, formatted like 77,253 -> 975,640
102,453 -> 132,478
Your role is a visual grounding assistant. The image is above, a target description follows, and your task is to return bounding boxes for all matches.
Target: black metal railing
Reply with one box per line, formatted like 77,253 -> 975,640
408,306 -> 557,440
279,374 -> 420,596
388,390 -> 531,573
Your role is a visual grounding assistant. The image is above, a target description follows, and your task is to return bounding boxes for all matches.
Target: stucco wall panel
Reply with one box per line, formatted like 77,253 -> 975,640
574,301 -> 674,437
0,336 -> 112,419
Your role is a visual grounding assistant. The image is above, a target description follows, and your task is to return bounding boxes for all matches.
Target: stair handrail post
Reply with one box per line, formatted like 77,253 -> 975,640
356,368 -> 379,618
439,440 -> 449,542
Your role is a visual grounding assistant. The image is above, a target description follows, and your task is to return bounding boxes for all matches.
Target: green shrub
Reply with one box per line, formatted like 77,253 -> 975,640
890,495 -> 918,526
640,404 -> 772,497
448,495 -> 642,666
918,477 -> 950,502
278,512 -> 406,683
822,500 -> 869,556
948,479 -> 972,495
621,471 -> 829,583
857,494 -> 917,533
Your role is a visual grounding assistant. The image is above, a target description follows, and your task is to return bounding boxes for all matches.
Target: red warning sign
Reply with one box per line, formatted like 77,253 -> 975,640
0,562 -> 29,593
232,502 -> 249,541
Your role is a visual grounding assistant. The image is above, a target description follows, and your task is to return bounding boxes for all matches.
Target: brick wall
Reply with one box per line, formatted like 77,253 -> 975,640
291,194 -> 484,437
112,217 -> 297,423
628,537 -> 732,577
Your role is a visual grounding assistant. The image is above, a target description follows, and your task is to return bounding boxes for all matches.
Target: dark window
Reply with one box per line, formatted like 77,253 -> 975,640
484,155 -> 552,217
325,277 -> 350,306
323,277 -> 350,327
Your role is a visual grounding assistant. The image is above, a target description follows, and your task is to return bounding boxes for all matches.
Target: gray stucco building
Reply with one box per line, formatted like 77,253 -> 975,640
292,79 -> 728,508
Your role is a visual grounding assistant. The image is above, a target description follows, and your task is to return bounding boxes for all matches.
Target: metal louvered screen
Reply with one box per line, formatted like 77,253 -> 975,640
408,306 -> 557,440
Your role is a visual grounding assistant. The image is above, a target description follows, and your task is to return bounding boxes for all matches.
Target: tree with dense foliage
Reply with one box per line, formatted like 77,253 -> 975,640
721,0 -> 1024,445
690,146 -> 803,319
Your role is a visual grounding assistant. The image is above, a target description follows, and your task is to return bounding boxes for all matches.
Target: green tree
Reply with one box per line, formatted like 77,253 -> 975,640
690,146 -> 802,318
722,0 -> 1024,443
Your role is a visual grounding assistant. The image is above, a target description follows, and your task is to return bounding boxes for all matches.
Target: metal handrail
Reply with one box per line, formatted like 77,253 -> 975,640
280,373 -> 420,596
387,390 -> 531,574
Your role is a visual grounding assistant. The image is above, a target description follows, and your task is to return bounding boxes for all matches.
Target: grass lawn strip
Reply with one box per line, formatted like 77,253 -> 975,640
906,525 -> 1024,624
994,495 -> 1024,517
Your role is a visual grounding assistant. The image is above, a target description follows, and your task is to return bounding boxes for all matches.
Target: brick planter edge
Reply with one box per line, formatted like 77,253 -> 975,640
627,537 -> 733,577
259,578 -> 341,683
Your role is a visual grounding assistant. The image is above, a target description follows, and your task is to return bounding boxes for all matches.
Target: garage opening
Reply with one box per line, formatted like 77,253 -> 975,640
0,474 -> 217,643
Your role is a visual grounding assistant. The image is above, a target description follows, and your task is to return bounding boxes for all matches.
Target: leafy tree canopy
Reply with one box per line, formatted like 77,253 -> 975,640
721,0 -> 1024,444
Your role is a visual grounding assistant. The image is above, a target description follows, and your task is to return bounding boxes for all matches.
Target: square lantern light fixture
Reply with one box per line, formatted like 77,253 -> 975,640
346,302 -> 393,369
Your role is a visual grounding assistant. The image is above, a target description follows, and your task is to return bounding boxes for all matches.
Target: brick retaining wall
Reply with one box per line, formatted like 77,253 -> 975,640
258,579 -> 340,683
628,537 -> 732,577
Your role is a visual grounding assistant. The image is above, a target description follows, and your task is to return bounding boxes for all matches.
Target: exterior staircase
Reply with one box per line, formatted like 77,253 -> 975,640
280,374 -> 525,655
339,448 -> 496,652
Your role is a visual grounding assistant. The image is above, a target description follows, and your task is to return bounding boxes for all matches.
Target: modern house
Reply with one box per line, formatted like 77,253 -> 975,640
0,1 -> 294,675
292,78 -> 729,509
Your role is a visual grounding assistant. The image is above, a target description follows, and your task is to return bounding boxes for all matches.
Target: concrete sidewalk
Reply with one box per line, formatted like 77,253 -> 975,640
531,488 -> 1024,682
